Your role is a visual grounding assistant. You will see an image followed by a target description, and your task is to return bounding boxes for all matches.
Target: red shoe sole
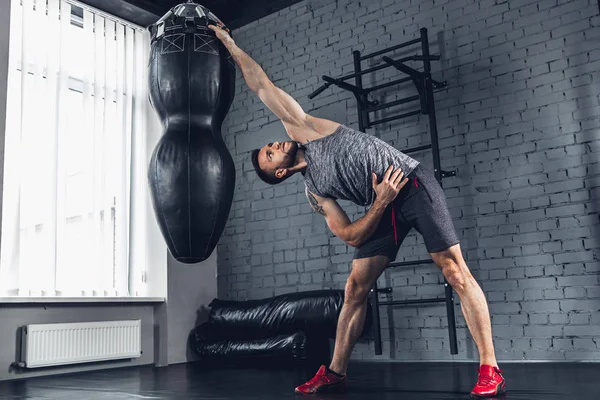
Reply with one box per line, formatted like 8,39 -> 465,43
470,381 -> 507,398
295,380 -> 347,395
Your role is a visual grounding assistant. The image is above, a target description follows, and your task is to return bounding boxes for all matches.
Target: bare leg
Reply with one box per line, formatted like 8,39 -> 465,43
430,243 -> 497,367
328,255 -> 389,375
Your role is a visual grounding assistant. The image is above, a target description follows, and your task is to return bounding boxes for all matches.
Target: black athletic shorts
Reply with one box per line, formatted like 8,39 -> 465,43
353,164 -> 460,260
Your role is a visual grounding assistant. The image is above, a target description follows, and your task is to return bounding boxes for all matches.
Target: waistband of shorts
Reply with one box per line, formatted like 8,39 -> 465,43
407,163 -> 422,178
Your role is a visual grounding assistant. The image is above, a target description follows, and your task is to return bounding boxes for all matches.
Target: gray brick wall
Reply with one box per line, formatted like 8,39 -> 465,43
217,0 -> 600,361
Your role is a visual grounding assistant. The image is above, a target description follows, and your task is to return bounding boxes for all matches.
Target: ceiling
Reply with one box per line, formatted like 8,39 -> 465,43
79,0 -> 305,29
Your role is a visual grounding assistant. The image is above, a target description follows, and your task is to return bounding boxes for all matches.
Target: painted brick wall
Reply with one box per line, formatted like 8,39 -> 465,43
217,0 -> 600,361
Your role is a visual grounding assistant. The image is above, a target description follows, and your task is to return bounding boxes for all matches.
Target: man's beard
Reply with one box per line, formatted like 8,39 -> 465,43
281,141 -> 299,168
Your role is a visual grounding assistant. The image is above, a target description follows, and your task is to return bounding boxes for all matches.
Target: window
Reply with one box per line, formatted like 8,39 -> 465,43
1,0 -> 159,299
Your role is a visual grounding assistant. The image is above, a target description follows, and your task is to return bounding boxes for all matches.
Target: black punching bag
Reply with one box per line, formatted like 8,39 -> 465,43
148,2 -> 236,263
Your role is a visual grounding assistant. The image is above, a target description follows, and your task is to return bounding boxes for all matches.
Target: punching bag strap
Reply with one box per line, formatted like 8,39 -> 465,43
173,15 -> 186,29
156,22 -> 165,39
185,18 -> 196,33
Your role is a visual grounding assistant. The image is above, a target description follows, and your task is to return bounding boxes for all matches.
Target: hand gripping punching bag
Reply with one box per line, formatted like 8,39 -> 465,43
148,2 -> 236,263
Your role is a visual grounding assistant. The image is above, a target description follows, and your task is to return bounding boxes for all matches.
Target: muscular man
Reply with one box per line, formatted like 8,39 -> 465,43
210,25 -> 507,399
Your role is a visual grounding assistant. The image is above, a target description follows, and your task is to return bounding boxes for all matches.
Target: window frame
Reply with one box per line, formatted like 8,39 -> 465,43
0,0 -> 167,304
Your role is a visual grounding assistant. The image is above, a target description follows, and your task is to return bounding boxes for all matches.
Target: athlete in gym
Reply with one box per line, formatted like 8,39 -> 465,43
210,24 -> 507,399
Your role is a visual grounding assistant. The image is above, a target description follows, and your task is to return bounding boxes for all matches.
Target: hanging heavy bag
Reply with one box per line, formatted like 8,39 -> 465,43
147,2 -> 236,263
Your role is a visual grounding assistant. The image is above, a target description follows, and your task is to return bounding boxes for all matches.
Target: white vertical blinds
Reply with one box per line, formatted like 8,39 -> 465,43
1,0 -> 152,298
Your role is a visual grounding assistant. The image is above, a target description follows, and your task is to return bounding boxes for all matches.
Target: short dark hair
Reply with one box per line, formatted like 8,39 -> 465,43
251,148 -> 286,185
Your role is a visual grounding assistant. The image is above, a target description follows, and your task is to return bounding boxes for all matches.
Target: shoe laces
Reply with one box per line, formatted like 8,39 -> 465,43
477,374 -> 494,386
477,367 -> 503,386
307,370 -> 328,386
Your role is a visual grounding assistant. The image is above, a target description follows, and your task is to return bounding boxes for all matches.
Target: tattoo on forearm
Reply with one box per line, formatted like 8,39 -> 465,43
306,191 -> 326,216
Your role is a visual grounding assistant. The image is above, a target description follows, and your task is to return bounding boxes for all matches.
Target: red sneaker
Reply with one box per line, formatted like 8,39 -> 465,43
295,365 -> 347,394
470,365 -> 507,398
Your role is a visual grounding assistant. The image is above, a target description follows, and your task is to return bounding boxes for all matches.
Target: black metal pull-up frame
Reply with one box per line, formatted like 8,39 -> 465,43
309,28 -> 459,356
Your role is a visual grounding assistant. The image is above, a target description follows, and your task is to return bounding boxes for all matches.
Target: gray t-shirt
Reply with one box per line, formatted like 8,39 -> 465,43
302,124 -> 419,207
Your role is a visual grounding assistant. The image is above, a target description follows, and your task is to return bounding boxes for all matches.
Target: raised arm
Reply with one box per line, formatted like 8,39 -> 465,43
305,167 -> 409,247
209,25 -> 339,143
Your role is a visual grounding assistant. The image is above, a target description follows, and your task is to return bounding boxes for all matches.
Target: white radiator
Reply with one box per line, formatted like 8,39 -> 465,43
21,320 -> 142,368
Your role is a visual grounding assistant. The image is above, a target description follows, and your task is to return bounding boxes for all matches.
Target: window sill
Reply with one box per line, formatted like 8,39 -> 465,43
0,297 -> 166,304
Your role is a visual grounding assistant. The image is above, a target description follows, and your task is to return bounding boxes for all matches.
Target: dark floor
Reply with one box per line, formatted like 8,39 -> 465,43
0,361 -> 598,400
